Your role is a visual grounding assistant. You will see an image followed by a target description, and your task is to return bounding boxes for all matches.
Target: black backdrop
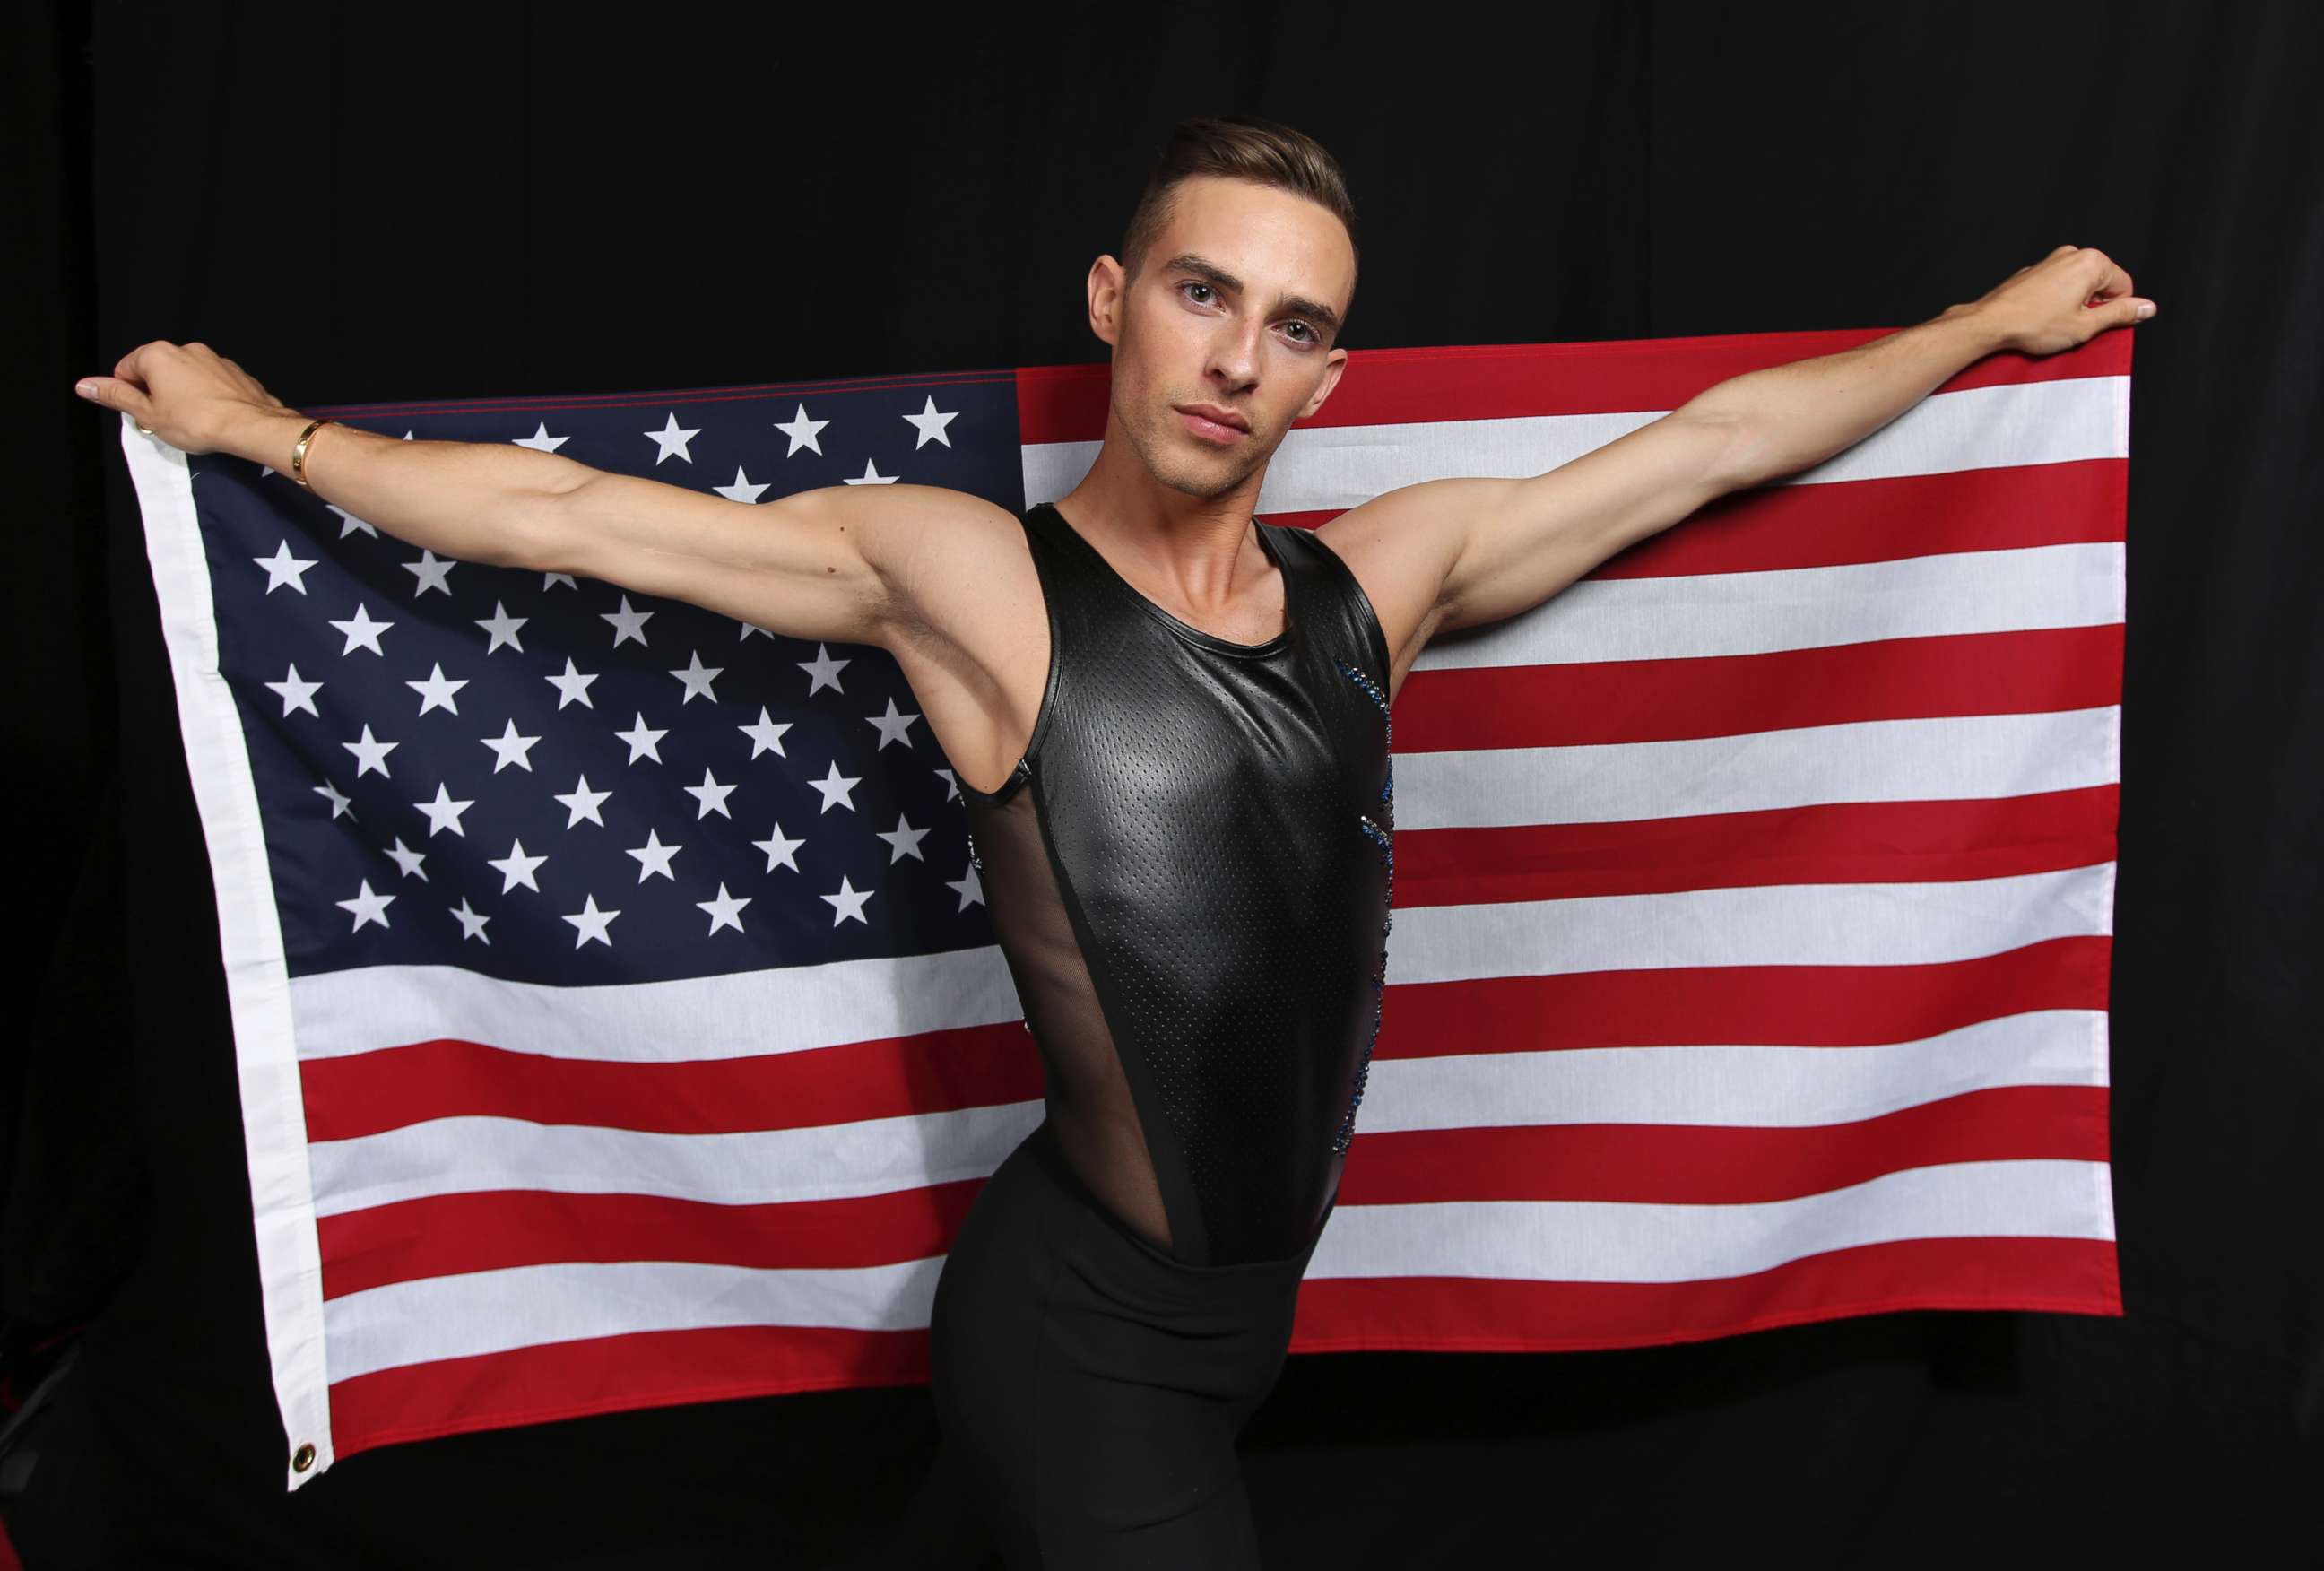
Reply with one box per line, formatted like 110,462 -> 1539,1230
5,2 -> 2317,1566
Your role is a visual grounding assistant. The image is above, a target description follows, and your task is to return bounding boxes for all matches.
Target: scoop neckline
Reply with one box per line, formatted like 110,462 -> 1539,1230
1039,501 -> 1294,657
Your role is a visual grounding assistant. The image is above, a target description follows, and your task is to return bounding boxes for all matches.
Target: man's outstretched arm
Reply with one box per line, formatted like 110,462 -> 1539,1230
70,339 -> 1004,652
1405,244 -> 2155,639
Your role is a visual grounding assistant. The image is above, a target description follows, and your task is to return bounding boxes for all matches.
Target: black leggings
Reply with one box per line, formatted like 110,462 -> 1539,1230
850,1118 -> 1331,1569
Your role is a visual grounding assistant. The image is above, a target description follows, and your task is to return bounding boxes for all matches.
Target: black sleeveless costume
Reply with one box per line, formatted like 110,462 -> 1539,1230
851,499 -> 1395,1569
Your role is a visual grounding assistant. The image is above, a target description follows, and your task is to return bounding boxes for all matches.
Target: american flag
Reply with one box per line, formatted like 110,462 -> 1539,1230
122,327 -> 2128,1489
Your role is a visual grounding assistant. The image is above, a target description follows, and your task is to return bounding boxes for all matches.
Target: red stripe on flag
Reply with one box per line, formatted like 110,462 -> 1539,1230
1394,788 -> 2121,907
1290,1236 -> 2123,1354
1344,1085 -> 2111,1207
302,1021 -> 1045,1142
1017,332 -> 2130,443
319,1177 -> 985,1299
1263,457 -> 2127,566
327,1323 -> 932,1464
1394,624 -> 2124,753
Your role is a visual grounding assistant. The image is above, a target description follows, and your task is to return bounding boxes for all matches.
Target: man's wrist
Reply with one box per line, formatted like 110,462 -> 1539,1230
221,405 -> 317,472
1934,300 -> 2020,359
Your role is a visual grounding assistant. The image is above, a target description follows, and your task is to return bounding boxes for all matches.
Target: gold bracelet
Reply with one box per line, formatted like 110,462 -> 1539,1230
291,416 -> 334,489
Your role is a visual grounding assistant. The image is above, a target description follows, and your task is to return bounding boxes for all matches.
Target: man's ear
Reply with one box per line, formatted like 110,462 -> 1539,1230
1299,349 -> 1350,421
1088,255 -> 1124,347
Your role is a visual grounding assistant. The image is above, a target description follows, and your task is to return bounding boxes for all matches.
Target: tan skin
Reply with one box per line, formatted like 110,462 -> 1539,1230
75,188 -> 2149,803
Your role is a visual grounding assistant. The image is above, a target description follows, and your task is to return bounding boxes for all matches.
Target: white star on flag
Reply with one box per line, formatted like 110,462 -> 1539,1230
603,596 -> 654,647
449,898 -> 490,942
697,883 -> 750,935
901,395 -> 959,449
773,403 -> 828,455
626,829 -> 682,882
255,540 -> 318,594
405,663 -> 468,716
414,783 -> 475,838
402,550 -> 456,596
739,707 -> 792,757
616,712 -> 667,763
562,894 -> 620,949
545,658 -> 599,709
335,880 -> 393,932
553,776 -> 612,828
808,761 -> 863,812
475,603 -> 527,653
875,814 -> 932,863
670,650 -> 724,703
265,664 -> 323,717
751,823 -> 804,873
684,768 -> 737,820
385,838 -> 428,880
481,718 -> 542,773
329,603 -> 394,655
797,645 -> 849,695
865,698 -> 921,750
944,862 -> 984,912
342,725 -> 398,778
820,875 -> 874,927
486,839 -> 548,893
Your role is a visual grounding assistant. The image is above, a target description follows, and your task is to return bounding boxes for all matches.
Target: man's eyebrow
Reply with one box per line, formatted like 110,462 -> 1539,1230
1161,252 -> 1342,336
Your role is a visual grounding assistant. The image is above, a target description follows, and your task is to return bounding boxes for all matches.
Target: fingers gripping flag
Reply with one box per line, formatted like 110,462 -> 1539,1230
121,331 -> 2129,1488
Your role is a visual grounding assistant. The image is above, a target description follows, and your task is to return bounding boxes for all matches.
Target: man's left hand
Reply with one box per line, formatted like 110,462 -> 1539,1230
1959,244 -> 2156,356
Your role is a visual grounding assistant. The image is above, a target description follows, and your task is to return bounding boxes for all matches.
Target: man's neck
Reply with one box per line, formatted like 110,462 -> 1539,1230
1057,450 -> 1268,613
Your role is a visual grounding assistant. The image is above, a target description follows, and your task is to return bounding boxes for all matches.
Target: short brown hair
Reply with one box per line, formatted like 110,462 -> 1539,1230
1118,115 -> 1359,335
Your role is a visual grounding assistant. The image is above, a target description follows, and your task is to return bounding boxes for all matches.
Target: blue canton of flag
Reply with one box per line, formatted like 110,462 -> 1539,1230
198,374 -> 1027,987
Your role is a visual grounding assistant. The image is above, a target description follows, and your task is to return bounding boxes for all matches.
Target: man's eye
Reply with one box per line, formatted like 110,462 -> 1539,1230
1182,282 -> 1317,344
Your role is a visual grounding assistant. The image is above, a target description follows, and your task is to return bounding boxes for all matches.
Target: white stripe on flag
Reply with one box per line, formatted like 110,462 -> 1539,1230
1391,864 -> 2115,986
291,945 -> 1023,1063
1429,542 -> 2123,669
1366,1011 -> 2111,1134
1403,707 -> 2120,829
308,1100 -> 1044,1218
326,1254 -> 949,1383
1306,1159 -> 2114,1281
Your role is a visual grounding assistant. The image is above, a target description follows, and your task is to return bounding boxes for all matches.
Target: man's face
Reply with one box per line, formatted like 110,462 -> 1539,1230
1091,174 -> 1353,500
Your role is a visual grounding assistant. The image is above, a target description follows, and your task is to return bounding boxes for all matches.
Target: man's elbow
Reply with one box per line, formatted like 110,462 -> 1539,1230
1687,406 -> 1769,496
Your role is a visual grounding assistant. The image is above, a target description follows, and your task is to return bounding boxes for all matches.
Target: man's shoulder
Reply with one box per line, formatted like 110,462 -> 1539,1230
876,482 -> 1023,534
867,485 -> 1039,650
1310,481 -> 1499,695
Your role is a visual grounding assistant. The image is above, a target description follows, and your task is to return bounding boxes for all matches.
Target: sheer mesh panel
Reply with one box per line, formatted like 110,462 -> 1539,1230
963,777 -> 1173,1254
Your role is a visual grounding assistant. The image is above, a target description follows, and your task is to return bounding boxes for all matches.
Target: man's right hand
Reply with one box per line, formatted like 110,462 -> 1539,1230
74,340 -> 297,457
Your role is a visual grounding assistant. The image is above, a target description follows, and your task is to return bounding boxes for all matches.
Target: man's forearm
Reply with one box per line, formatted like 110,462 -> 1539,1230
221,406 -> 595,569
1687,303 -> 2015,490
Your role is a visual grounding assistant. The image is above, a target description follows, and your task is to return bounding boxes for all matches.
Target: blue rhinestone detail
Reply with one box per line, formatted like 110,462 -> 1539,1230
1331,657 -> 1394,1155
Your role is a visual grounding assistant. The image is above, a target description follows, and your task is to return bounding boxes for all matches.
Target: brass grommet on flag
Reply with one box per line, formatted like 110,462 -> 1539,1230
291,1442 -> 317,1472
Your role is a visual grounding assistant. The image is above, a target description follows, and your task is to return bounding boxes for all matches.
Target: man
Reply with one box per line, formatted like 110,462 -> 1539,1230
75,113 -> 2151,1570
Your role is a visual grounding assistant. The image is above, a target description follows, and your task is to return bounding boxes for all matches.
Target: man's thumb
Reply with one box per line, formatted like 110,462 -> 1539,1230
74,377 -> 152,421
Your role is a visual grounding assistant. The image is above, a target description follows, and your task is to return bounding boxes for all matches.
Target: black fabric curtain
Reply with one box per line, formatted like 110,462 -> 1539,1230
5,3 -> 2314,1565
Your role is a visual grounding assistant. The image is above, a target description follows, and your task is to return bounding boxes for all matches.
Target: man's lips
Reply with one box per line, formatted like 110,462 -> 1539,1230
1176,408 -> 1248,443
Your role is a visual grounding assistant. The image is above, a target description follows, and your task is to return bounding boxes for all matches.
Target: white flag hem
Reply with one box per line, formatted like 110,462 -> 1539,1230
121,414 -> 337,1490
